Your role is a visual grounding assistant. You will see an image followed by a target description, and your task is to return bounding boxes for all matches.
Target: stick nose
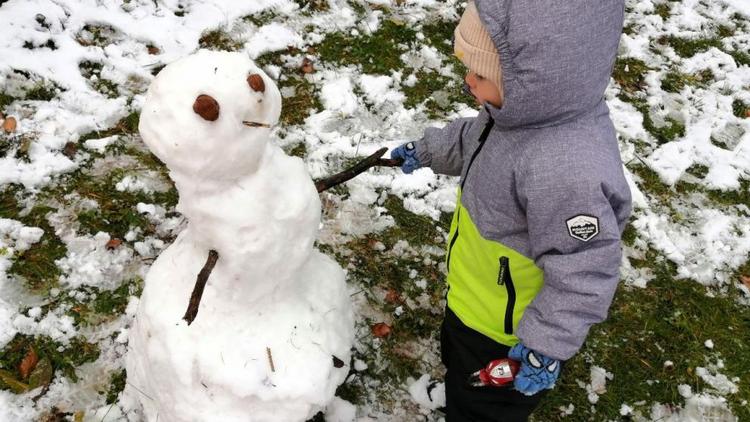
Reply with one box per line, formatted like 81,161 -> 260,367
243,121 -> 271,128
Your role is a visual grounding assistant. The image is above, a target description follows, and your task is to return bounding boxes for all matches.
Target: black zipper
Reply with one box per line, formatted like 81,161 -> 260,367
497,256 -> 516,335
460,119 -> 495,190
446,209 -> 460,272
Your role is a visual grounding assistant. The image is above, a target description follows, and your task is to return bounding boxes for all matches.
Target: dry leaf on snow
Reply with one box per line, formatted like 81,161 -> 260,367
18,347 -> 38,380
371,322 -> 392,338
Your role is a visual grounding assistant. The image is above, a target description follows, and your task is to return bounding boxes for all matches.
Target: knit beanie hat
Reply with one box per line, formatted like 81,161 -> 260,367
453,1 -> 503,100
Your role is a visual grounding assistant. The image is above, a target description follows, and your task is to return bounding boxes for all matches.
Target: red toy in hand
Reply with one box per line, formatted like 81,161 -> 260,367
467,358 -> 520,388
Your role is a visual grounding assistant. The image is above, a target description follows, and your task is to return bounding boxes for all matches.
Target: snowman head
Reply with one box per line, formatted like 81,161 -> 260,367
139,50 -> 282,181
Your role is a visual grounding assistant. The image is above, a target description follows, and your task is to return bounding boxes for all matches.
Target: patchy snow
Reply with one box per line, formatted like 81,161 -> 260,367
580,366 -> 614,405
408,374 -> 446,411
0,0 -> 748,419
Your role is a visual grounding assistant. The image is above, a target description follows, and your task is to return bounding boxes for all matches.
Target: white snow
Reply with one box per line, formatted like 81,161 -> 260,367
583,366 -> 613,404
0,219 -> 45,347
325,397 -> 357,422
407,374 -> 446,411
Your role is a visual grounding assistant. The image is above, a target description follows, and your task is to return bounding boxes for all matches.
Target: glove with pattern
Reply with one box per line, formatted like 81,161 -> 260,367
508,343 -> 561,396
390,142 -> 421,174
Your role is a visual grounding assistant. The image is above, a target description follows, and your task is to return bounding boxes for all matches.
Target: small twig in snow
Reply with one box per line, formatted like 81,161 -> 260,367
266,347 -> 275,372
127,381 -> 154,401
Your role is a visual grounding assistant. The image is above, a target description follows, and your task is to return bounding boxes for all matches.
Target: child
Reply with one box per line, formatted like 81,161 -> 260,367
390,1 -> 632,420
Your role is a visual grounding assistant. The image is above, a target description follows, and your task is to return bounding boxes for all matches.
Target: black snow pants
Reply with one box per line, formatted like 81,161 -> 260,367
441,307 -> 548,422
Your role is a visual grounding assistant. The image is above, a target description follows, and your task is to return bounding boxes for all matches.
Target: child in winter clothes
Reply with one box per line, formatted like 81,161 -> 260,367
390,1 -> 632,420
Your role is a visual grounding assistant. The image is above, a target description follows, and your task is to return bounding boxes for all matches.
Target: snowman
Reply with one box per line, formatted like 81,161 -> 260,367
125,50 -> 354,422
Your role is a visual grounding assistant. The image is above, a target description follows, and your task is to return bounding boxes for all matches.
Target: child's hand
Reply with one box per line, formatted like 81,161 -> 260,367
508,343 -> 561,396
390,142 -> 421,174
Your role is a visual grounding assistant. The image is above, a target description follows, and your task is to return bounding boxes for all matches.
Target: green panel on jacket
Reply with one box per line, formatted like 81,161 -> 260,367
446,190 -> 545,347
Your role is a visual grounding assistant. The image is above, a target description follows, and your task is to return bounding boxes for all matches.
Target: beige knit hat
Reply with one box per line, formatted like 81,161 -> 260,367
453,1 -> 503,101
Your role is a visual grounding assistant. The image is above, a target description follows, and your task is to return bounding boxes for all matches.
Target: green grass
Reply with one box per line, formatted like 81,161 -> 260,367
279,77 -> 322,126
733,99 -> 749,119
402,70 -> 474,118
660,69 -> 713,93
318,20 -> 417,74
79,61 -> 120,99
76,24 -> 121,47
612,57 -> 650,95
78,111 -> 141,143
654,2 -> 671,20
0,93 -> 16,111
666,36 -> 723,58
532,256 -> 750,421
106,369 -> 127,404
198,29 -> 244,51
56,278 -> 144,327
24,82 -> 58,101
62,169 -> 172,240
330,195 -> 448,405
0,334 -> 100,389
1,187 -> 68,292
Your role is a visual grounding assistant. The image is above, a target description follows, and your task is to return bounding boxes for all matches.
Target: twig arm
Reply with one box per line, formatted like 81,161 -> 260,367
315,147 -> 403,193
183,249 -> 220,325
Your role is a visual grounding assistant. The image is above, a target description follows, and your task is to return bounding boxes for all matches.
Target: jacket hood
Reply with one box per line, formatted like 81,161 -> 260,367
474,0 -> 624,129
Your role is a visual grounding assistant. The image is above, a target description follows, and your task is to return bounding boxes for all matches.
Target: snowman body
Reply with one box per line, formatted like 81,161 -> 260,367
125,51 -> 354,422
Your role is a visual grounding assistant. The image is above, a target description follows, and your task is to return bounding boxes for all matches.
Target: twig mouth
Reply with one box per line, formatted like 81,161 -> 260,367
243,121 -> 271,128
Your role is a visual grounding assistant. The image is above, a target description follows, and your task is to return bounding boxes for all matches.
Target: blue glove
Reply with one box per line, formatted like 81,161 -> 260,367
508,343 -> 561,396
390,142 -> 421,174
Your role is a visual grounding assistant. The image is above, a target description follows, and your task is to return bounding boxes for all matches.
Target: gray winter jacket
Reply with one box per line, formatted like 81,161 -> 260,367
413,0 -> 632,360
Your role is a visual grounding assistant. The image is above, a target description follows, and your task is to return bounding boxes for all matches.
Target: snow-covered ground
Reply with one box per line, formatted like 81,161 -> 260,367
0,0 -> 748,420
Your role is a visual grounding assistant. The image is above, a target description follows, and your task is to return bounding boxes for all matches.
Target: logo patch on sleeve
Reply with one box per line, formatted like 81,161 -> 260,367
566,215 -> 599,242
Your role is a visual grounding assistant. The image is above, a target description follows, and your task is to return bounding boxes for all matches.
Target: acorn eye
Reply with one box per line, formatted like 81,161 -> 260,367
193,94 -> 219,121
247,74 -> 265,93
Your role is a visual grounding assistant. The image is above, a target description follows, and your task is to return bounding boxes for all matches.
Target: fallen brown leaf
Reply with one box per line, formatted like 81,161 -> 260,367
19,348 -> 38,380
301,57 -> 314,74
0,369 -> 29,393
371,322 -> 392,338
106,238 -> 123,250
384,288 -> 402,304
62,141 -> 77,159
3,116 -> 17,133
28,357 -> 54,389
147,45 -> 160,55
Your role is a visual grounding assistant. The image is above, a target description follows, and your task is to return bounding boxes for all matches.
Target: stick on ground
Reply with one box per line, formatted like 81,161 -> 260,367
315,147 -> 403,193
183,249 -> 220,325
